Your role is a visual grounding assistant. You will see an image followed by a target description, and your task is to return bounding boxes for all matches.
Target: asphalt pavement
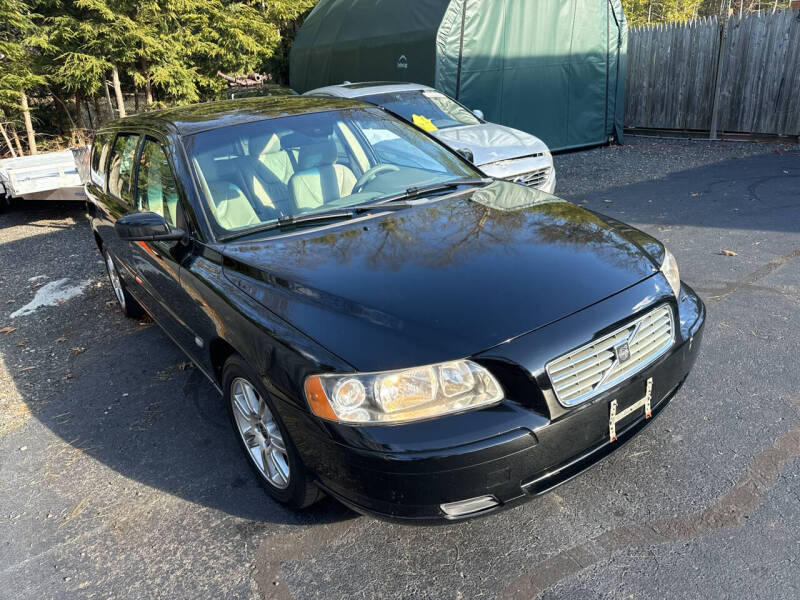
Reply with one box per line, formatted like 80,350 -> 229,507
1,137 -> 798,599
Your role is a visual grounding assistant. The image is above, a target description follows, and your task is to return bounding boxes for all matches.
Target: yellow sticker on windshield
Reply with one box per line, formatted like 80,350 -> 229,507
412,114 -> 438,132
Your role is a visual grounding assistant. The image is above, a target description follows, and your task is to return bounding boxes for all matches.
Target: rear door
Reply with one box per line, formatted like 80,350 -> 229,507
86,131 -> 113,240
99,132 -> 141,292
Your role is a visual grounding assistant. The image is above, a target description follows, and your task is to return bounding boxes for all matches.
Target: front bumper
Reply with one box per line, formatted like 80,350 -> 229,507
286,276 -> 705,523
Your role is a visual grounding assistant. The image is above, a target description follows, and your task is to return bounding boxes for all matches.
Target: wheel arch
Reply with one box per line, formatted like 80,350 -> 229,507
209,337 -> 239,385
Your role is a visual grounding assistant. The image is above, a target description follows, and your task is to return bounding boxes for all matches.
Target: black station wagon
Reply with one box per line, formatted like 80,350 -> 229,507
85,97 -> 705,522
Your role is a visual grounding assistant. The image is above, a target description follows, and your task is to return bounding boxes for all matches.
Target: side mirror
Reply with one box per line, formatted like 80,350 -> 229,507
115,212 -> 187,243
472,109 -> 485,121
455,147 -> 474,163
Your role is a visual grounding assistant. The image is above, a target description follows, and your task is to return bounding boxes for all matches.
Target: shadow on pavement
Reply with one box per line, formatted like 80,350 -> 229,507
0,201 -> 356,526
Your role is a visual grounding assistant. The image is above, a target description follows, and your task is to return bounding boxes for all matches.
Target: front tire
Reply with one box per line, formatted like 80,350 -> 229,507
222,354 -> 322,509
103,249 -> 143,318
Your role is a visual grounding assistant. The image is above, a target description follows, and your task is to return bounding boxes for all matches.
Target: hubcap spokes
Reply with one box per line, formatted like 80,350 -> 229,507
231,378 -> 290,489
106,254 -> 126,309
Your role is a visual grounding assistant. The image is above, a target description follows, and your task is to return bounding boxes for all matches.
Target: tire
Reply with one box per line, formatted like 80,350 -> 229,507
222,354 -> 322,509
102,248 -> 144,319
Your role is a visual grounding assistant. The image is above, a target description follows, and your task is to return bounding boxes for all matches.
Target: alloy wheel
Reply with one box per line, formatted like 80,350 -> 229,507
105,253 -> 126,311
230,377 -> 291,489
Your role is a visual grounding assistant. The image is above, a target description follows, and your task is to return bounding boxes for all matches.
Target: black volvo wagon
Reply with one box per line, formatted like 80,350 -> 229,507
85,96 -> 704,522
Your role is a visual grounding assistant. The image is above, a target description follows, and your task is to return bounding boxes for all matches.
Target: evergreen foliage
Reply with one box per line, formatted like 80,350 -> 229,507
0,0 -> 318,152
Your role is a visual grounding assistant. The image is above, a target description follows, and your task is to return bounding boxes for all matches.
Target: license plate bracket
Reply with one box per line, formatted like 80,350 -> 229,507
609,378 -> 653,442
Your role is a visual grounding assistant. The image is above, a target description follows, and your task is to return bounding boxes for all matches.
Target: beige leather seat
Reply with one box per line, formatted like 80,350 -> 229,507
206,180 -> 260,230
288,141 -> 356,211
253,133 -> 296,185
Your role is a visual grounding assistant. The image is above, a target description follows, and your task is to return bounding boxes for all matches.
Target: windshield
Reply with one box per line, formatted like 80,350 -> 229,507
360,90 -> 481,132
186,107 -> 480,237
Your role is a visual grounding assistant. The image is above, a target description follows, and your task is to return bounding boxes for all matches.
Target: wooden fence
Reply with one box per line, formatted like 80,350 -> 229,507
625,9 -> 800,136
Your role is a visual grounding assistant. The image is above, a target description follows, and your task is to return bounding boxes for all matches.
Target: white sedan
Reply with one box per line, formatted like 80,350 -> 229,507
304,82 -> 556,194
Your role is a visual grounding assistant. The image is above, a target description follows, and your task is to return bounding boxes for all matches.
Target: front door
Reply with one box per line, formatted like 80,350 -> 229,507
127,136 -> 197,356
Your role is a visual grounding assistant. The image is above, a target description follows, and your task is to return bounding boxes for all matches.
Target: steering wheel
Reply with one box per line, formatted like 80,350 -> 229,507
353,164 -> 400,193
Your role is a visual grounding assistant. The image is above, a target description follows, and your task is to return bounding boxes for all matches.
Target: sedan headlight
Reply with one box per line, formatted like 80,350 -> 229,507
304,360 -> 503,425
660,248 -> 681,298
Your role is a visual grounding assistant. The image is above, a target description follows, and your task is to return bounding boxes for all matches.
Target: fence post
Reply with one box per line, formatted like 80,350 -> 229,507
709,1 -> 732,139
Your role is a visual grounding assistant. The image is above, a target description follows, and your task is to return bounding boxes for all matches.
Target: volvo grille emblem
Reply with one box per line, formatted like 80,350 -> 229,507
614,341 -> 631,363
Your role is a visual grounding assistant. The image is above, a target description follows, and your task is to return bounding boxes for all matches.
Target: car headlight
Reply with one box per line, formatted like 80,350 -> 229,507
304,360 -> 503,425
660,248 -> 681,298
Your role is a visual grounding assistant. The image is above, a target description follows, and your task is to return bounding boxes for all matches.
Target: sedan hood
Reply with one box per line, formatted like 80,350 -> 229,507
222,182 -> 658,372
431,123 -> 549,166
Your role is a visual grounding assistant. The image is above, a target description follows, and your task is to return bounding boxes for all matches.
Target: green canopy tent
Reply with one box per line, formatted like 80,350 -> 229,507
290,0 -> 627,151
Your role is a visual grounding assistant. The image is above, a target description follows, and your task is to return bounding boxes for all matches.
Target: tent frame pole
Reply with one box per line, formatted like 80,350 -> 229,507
455,0 -> 468,100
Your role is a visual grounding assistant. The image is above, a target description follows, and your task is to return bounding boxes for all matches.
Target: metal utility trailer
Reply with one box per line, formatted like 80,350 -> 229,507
0,150 -> 86,205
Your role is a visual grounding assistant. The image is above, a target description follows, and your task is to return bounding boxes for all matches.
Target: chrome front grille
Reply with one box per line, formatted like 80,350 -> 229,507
546,305 -> 675,407
508,167 -> 550,189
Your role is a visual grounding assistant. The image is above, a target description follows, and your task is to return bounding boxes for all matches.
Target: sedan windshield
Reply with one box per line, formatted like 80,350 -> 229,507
360,90 -> 481,132
185,107 -> 481,237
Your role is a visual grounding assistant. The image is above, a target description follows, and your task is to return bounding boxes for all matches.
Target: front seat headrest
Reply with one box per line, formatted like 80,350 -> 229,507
250,133 -> 282,157
298,141 -> 337,171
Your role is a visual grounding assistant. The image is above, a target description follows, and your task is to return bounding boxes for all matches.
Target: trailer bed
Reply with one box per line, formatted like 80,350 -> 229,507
0,150 -> 85,201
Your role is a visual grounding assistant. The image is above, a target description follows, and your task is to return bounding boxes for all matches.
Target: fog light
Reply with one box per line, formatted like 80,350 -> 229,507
440,495 -> 499,517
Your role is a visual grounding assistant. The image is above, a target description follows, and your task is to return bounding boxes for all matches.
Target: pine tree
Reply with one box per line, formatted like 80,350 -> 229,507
0,0 -> 44,154
3,0 -> 322,150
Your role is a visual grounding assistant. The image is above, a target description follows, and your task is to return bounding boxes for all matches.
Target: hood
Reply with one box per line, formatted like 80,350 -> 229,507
222,182 -> 658,372
431,123 -> 549,166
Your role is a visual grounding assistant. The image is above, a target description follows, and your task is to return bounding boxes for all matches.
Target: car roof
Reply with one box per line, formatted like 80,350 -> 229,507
100,96 -> 368,137
305,82 -> 433,99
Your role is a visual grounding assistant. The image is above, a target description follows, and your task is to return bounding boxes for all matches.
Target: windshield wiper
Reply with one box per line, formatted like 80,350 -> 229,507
276,210 -> 357,228
353,200 -> 415,214
373,177 -> 492,205
218,210 -> 357,242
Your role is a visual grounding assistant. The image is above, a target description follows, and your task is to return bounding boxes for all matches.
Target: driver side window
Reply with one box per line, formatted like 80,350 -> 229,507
135,138 -> 183,228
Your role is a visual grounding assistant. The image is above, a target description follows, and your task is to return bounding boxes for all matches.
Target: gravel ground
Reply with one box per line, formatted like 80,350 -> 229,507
1,137 -> 799,599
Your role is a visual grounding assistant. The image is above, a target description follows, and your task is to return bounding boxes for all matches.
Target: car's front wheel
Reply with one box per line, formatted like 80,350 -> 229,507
222,354 -> 322,509
102,249 -> 143,318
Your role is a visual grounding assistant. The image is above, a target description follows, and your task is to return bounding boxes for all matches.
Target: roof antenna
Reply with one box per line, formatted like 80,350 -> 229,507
343,81 -> 351,85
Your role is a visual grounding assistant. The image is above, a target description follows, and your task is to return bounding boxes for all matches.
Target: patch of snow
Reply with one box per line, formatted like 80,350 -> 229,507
11,278 -> 91,319
27,275 -> 47,282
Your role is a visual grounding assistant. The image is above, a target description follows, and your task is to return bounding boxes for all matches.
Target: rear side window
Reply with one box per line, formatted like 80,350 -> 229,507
107,134 -> 140,204
135,138 -> 182,228
90,133 -> 111,187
